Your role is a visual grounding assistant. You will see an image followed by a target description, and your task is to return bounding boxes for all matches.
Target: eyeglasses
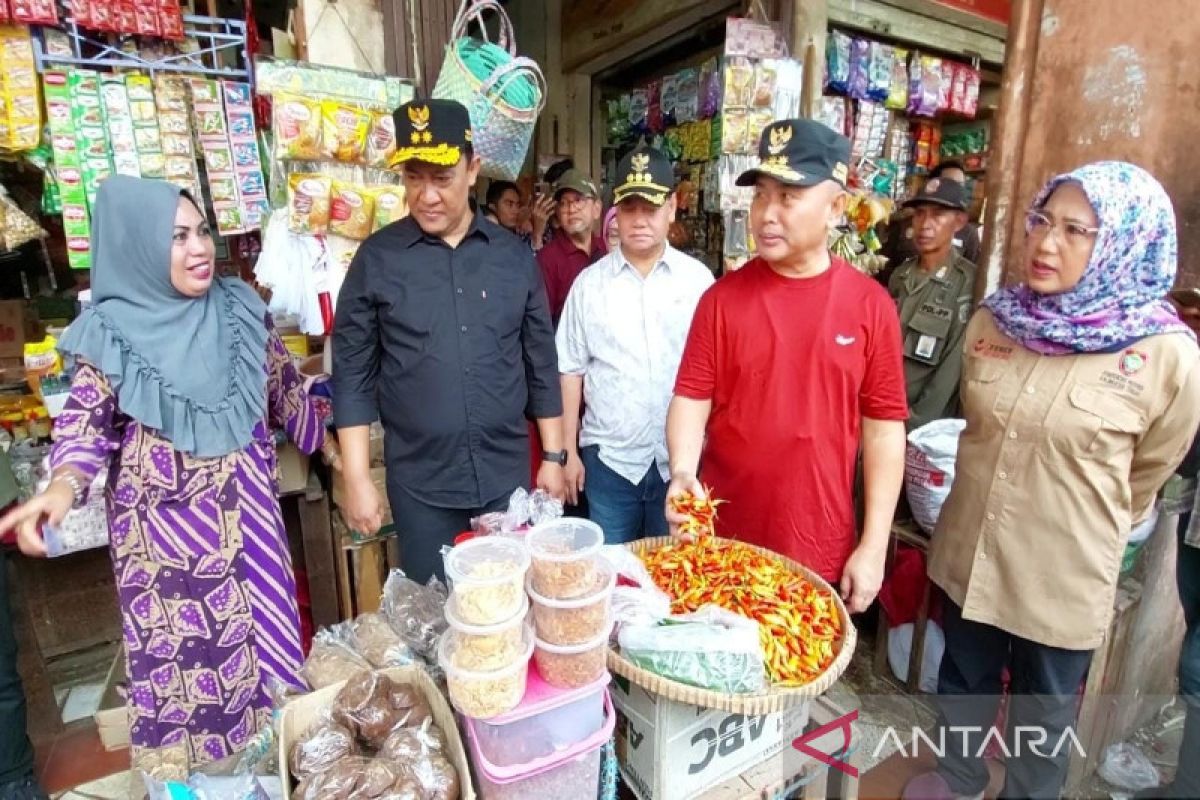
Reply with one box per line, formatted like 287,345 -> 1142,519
1024,210 -> 1099,247
558,195 -> 593,210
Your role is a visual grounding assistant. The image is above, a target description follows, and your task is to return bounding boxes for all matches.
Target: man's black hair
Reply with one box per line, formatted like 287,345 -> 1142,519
485,180 -> 520,210
929,160 -> 966,180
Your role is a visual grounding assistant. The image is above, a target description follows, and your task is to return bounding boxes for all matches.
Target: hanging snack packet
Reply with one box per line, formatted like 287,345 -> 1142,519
935,58 -> 953,113
287,173 -> 332,235
321,100 -> 371,163
329,182 -> 374,240
368,185 -> 407,232
961,66 -> 981,119
628,88 -> 649,134
747,108 -> 774,153
721,108 -> 749,154
752,62 -> 777,108
848,37 -> 871,100
723,61 -> 753,108
886,47 -> 909,110
274,94 -> 322,161
868,42 -> 892,103
646,80 -> 663,134
366,111 -> 396,169
826,30 -> 851,93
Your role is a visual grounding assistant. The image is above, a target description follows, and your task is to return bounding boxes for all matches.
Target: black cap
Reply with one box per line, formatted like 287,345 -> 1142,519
903,177 -> 968,211
736,118 -> 851,188
613,146 -> 675,206
390,99 -> 473,168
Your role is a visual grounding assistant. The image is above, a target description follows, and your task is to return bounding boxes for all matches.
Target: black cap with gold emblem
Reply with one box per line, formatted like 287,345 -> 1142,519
612,145 -> 675,206
389,99 -> 474,169
902,177 -> 968,211
735,118 -> 852,188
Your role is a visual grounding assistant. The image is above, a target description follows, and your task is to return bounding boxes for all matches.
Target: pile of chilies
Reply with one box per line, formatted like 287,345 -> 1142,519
640,492 -> 842,686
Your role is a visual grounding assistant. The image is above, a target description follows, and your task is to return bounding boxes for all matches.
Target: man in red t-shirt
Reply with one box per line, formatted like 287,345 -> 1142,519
666,119 -> 908,614
536,169 -> 606,327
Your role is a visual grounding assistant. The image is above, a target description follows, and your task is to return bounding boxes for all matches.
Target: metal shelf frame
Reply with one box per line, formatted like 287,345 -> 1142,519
31,15 -> 250,81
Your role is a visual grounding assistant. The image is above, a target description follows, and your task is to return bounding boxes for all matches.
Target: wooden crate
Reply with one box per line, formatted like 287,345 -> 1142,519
331,510 -> 400,620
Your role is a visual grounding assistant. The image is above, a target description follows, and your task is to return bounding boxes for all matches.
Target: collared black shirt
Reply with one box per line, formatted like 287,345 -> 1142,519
332,212 -> 562,507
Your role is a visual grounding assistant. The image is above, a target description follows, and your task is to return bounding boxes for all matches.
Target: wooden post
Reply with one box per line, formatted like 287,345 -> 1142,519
792,0 -> 827,120
973,0 -> 1044,304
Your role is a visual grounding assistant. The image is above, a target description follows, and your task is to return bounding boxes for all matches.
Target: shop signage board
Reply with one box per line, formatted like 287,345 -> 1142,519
929,0 -> 1011,25
611,675 -> 810,800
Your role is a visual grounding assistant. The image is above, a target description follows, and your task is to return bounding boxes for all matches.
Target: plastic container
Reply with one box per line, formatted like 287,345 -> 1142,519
473,664 -> 610,767
439,624 -> 534,720
444,593 -> 529,672
527,558 -> 615,645
526,519 -> 603,601
533,623 -> 612,689
466,689 -> 615,800
445,535 -> 531,626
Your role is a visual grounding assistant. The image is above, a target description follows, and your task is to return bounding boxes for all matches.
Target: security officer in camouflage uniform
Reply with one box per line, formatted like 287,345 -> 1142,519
888,178 -> 976,432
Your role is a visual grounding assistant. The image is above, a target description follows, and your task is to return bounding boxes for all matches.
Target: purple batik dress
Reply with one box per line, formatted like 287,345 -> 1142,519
49,328 -> 323,778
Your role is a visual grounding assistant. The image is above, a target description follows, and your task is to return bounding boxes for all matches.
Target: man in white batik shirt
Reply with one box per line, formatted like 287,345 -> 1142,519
556,145 -> 714,543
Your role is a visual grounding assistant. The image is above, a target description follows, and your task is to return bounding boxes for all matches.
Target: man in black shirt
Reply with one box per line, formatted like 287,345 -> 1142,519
333,99 -> 566,582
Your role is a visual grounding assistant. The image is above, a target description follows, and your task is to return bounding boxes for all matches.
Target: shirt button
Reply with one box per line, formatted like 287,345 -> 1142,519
460,325 -> 467,333
979,552 -> 987,560
1026,386 -> 1036,394
986,512 -> 996,521
998,471 -> 1008,480
457,288 -> 463,294
1008,431 -> 1018,440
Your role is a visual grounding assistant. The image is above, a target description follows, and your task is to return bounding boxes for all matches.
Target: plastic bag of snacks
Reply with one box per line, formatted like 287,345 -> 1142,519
274,94 -> 322,160
328,181 -> 374,240
368,186 -> 406,232
826,30 -> 851,93
381,571 -> 449,661
366,111 -> 396,169
320,100 -> 371,163
618,606 -> 766,694
287,173 -> 332,235
887,47 -> 910,110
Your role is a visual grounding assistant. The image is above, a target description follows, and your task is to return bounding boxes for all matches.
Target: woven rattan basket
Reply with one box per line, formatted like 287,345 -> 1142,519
606,536 -> 857,715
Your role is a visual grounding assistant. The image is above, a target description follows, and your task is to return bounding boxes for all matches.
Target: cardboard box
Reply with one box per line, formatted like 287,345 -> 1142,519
277,665 -> 476,800
0,301 -> 34,359
612,675 -> 810,800
275,442 -> 310,495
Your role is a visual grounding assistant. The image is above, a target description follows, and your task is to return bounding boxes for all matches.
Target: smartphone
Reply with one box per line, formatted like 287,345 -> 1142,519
1170,288 -> 1200,309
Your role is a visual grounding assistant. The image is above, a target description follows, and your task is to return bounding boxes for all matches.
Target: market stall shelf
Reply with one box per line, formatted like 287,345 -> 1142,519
608,536 -> 857,715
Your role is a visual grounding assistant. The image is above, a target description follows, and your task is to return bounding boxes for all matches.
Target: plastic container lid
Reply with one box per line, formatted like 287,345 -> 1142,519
525,519 -> 603,563
526,557 -> 615,609
444,592 -> 529,635
444,534 -> 531,586
486,661 -> 611,726
533,620 -> 615,655
467,688 -> 616,784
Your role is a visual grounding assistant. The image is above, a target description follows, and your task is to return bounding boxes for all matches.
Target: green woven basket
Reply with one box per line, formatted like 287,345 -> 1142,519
432,0 -> 545,180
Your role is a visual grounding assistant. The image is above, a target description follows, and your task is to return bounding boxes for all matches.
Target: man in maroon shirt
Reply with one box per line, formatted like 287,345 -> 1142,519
537,169 -> 605,326
666,119 -> 908,614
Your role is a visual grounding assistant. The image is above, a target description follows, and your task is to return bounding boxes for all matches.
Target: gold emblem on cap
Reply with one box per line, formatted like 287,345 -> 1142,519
767,124 -> 792,155
627,152 -> 653,185
408,105 -> 430,132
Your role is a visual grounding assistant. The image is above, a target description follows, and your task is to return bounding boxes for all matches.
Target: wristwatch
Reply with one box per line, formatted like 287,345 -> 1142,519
541,449 -> 568,466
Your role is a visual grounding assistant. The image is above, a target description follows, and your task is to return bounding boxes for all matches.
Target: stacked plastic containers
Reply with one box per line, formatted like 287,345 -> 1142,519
440,536 -> 534,719
440,519 -> 616,799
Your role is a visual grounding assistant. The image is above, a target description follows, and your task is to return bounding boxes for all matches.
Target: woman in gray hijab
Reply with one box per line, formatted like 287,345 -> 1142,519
0,177 -> 325,779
